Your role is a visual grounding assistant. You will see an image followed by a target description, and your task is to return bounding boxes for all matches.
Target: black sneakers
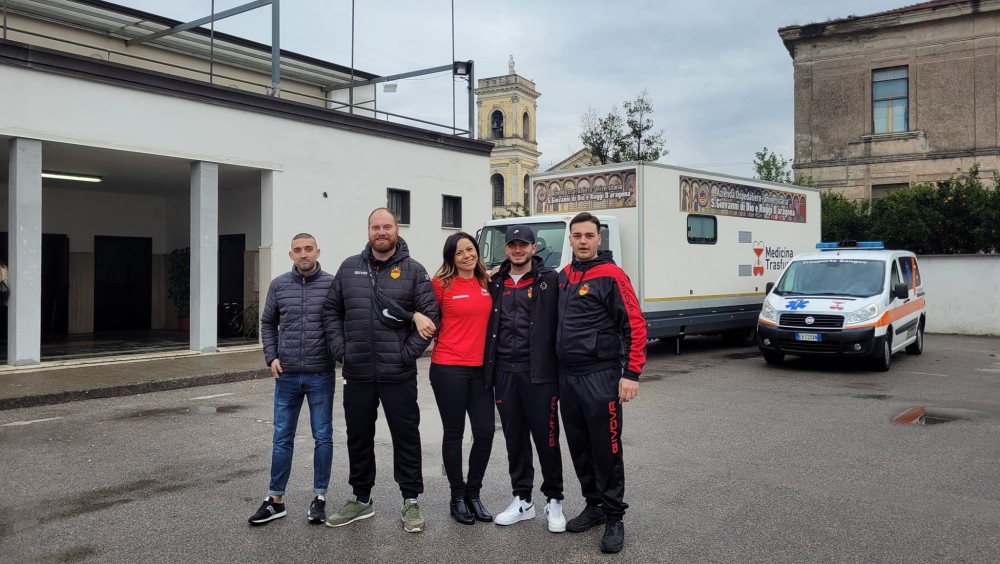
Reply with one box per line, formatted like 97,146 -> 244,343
308,496 -> 327,524
600,520 -> 625,553
566,504 -> 607,533
248,497 -> 287,525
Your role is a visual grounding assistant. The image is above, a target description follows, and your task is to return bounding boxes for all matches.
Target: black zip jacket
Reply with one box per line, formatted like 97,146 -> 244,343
556,250 -> 646,380
261,264 -> 335,373
484,256 -> 560,387
321,238 -> 439,383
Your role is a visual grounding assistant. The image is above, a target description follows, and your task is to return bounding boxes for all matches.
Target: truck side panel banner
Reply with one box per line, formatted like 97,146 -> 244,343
679,175 -> 808,223
532,168 -> 637,214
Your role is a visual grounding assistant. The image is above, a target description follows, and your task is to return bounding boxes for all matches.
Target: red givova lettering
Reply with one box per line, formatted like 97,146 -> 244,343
608,401 -> 619,454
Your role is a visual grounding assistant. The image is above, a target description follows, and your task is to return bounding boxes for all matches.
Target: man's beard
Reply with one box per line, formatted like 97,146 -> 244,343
370,234 -> 397,253
510,255 -> 531,268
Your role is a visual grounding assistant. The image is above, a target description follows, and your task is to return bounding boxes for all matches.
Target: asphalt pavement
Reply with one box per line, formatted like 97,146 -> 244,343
1,334 -> 999,563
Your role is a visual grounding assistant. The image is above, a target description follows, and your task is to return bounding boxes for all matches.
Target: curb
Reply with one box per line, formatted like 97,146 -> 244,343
0,368 -> 271,411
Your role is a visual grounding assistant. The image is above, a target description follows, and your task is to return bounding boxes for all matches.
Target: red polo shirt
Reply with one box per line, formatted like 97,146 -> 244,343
431,276 -> 492,366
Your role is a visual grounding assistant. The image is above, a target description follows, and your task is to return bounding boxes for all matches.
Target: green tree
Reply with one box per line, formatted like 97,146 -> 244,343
579,91 -> 667,164
752,146 -> 813,186
579,108 -> 624,165
618,90 -> 666,162
753,147 -> 792,183
820,191 -> 869,243
866,164 -> 996,254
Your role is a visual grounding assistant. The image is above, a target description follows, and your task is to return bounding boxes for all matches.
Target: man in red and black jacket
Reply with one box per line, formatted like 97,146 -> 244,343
556,212 -> 646,554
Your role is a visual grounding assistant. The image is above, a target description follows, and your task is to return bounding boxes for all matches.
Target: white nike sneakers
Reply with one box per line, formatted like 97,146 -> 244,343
494,496 -> 535,526
545,499 -> 566,533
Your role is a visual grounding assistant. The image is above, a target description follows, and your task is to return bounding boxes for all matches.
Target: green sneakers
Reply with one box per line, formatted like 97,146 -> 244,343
324,499 -> 374,528
401,499 -> 425,533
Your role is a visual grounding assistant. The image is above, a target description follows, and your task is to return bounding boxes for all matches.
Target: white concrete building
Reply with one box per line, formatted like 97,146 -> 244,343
0,0 -> 492,365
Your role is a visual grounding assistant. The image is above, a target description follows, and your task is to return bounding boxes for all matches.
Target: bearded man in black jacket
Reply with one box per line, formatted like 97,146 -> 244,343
321,208 -> 439,534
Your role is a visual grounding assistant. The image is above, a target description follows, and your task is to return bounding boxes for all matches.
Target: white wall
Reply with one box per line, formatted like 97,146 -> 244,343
0,64 -> 490,285
0,186 -> 170,254
919,255 -> 1000,336
220,184 -> 261,249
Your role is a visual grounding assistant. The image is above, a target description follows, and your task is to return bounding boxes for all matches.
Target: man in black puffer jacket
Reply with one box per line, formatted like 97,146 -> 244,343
321,208 -> 439,534
249,233 -> 335,527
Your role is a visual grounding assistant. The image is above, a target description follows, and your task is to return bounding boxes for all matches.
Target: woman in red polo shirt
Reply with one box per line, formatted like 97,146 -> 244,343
430,231 -> 495,525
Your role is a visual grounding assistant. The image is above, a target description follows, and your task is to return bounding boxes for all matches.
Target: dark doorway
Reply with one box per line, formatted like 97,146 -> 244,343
0,232 -> 70,336
94,236 -> 152,331
219,234 -> 245,304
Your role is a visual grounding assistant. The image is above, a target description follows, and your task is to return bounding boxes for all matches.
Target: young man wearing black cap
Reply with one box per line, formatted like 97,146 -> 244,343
557,212 -> 646,554
484,224 -> 566,532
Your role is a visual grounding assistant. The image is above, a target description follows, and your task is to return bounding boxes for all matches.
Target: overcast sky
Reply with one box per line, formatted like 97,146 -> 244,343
115,0 -> 907,178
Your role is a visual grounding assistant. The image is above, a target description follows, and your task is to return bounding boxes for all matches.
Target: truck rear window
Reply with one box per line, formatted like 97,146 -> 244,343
687,215 -> 717,244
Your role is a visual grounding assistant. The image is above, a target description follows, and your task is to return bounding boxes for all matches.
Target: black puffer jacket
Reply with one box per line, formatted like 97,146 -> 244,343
322,238 -> 439,382
261,265 -> 335,373
484,256 -> 560,386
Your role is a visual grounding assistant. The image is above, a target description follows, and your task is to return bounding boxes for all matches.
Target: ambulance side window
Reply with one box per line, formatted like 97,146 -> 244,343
899,258 -> 913,287
909,258 -> 921,287
890,261 -> 901,288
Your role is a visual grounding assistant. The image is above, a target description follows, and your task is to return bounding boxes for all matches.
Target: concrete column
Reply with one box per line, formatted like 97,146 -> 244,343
258,170 -> 274,346
8,138 -> 43,366
190,161 -> 218,352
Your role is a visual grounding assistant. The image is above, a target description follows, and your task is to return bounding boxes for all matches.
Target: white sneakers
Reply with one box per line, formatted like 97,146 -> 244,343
545,499 -> 566,533
494,496 -> 535,525
494,496 -> 565,532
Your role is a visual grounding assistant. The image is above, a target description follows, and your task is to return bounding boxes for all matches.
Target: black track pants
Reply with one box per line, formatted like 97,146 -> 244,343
559,367 -> 628,517
494,370 -> 563,501
429,363 -> 495,498
343,378 -> 423,500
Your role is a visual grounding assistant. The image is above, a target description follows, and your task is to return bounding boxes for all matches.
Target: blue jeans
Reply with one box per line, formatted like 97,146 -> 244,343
269,372 -> 334,496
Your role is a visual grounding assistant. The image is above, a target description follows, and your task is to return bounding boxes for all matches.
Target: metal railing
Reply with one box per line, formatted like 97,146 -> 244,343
1,5 -> 473,136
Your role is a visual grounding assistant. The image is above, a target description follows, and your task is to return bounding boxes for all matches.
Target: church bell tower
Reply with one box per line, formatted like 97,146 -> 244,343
475,56 -> 541,217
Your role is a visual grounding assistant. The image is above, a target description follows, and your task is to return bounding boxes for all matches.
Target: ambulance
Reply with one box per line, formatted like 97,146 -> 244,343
756,241 -> 926,371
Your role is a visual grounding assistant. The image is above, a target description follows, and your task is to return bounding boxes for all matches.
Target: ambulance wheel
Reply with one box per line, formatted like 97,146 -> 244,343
762,351 -> 784,365
874,336 -> 892,372
906,322 -> 924,355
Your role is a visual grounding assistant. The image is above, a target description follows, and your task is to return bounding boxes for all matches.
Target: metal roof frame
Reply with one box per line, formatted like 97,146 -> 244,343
125,0 -> 280,94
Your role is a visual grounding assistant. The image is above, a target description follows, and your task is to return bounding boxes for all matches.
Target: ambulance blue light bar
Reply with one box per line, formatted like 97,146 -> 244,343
816,241 -> 885,249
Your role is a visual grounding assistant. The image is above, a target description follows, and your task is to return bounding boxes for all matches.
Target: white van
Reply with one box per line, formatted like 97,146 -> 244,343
756,242 -> 926,371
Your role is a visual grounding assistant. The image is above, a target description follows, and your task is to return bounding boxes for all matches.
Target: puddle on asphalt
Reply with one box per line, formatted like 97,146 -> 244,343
724,351 -> 761,360
894,406 -> 976,426
921,413 -> 962,425
113,405 -> 247,419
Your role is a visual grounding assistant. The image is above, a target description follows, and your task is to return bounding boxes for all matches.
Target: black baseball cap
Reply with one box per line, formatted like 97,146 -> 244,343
505,225 -> 535,245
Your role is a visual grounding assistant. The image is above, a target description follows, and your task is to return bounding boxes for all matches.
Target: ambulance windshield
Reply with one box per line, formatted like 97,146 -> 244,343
773,259 -> 885,298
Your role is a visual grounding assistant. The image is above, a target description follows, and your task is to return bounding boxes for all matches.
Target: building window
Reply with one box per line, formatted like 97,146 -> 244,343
387,188 -> 410,224
490,110 -> 504,139
873,67 -> 908,134
491,173 -> 505,206
523,174 -> 530,207
522,112 -> 530,140
872,183 -> 908,200
687,215 -> 717,244
442,195 -> 462,228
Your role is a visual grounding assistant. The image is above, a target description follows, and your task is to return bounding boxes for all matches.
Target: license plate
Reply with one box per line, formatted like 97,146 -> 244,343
795,332 -> 821,342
